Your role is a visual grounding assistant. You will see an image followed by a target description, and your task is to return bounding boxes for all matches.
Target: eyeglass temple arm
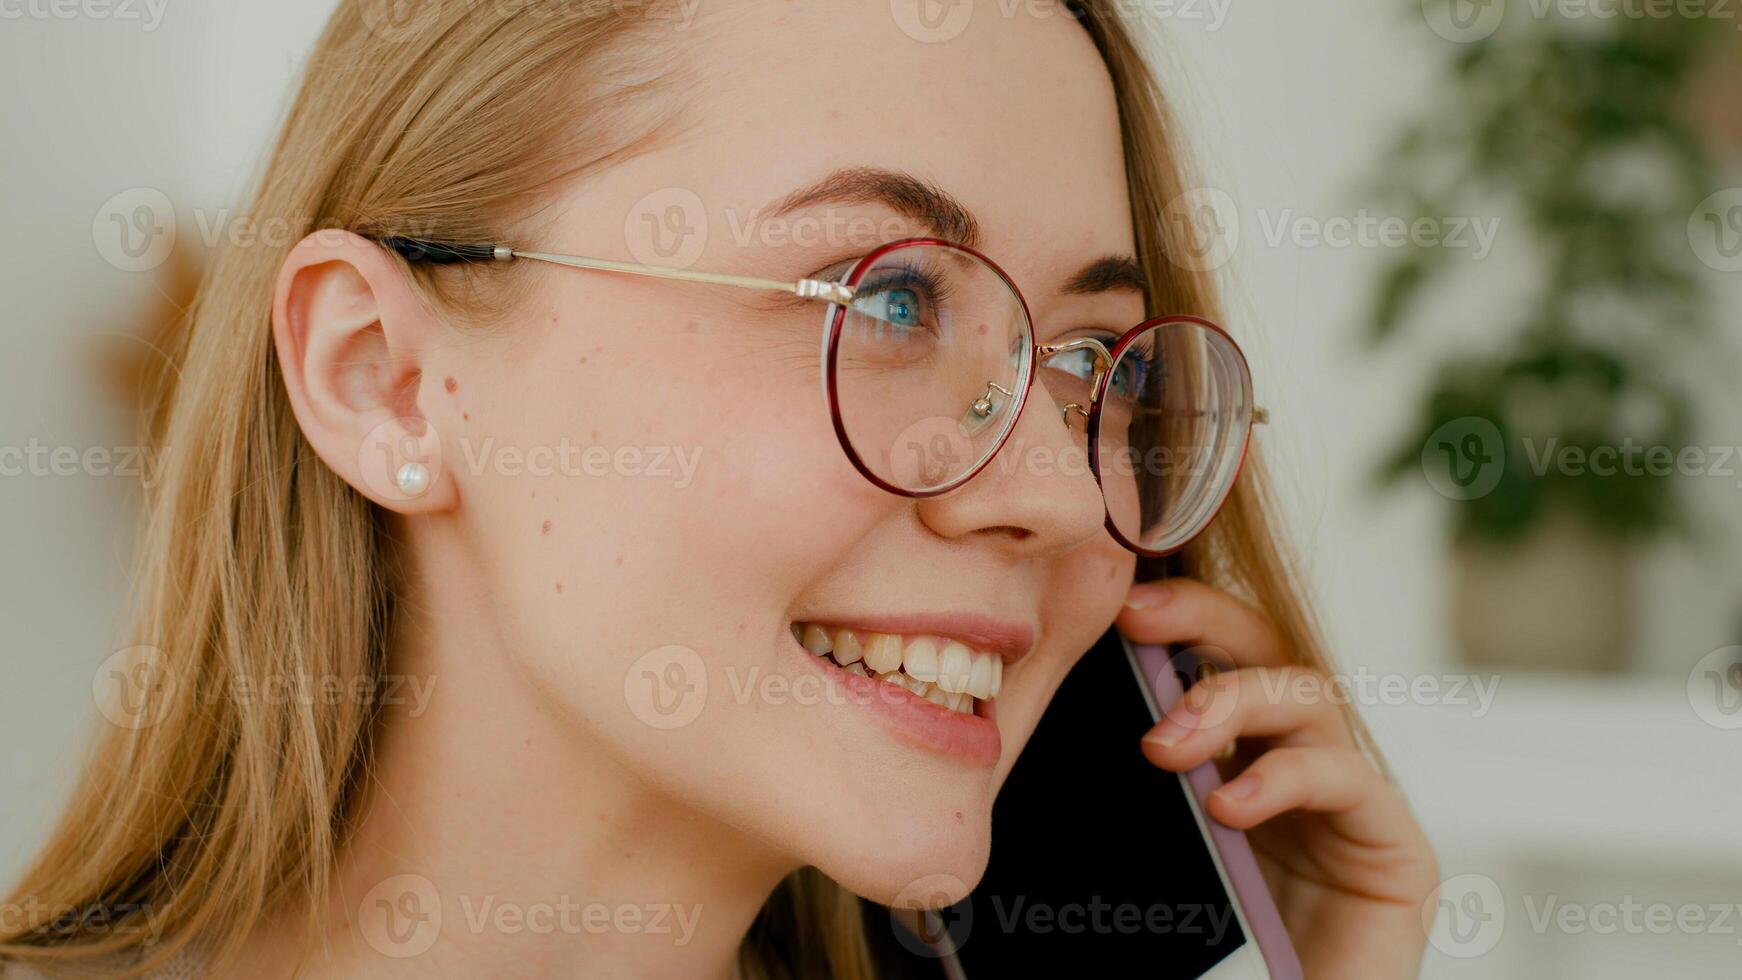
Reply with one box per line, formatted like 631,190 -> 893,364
377,237 -> 856,306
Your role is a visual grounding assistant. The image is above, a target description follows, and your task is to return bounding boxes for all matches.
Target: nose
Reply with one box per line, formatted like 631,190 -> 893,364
914,370 -> 1109,560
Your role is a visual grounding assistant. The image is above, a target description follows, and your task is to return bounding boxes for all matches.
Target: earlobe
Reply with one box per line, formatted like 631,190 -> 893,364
272,230 -> 457,514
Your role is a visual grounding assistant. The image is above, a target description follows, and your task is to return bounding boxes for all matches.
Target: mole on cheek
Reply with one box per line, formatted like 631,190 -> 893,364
444,376 -> 458,393
555,582 -> 563,594
542,519 -> 553,536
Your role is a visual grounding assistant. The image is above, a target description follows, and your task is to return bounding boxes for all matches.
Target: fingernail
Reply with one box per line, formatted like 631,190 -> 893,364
1143,708 -> 1196,748
1125,584 -> 1172,610
1215,773 -> 1260,801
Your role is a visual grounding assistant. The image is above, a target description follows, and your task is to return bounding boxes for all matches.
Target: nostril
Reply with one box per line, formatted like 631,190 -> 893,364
980,525 -> 1035,543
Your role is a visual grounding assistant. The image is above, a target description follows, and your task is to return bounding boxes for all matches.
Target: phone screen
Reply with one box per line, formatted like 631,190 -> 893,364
946,626 -> 1248,976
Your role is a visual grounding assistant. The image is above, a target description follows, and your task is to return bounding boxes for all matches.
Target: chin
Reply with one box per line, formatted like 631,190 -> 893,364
817,819 -> 991,910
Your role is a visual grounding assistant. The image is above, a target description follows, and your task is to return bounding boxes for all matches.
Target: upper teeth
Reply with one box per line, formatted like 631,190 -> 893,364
793,622 -> 1003,711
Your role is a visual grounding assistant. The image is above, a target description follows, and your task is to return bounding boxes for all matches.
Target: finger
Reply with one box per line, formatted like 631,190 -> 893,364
1140,666 -> 1355,771
1204,746 -> 1413,849
1117,578 -> 1290,669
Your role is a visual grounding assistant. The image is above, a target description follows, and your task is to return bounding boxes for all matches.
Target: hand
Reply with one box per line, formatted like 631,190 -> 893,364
1118,578 -> 1439,979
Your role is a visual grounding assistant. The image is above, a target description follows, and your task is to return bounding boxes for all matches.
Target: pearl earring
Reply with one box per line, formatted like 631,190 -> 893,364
395,462 -> 431,497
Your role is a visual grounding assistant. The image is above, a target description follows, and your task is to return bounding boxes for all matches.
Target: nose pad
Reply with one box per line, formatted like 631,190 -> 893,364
962,381 -> 1016,438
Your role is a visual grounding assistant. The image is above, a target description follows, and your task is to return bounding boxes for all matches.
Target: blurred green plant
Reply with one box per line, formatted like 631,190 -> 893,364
1369,1 -> 1725,544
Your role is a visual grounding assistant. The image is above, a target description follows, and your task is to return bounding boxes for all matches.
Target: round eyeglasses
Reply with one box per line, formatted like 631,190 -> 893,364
380,235 -> 1261,557
825,238 -> 1254,556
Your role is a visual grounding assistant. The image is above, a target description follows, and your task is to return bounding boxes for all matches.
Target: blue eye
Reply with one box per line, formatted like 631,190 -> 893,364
848,264 -> 946,338
878,287 -> 922,329
1109,355 -> 1147,400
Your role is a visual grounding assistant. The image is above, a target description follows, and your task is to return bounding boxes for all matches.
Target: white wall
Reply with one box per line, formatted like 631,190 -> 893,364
0,0 -> 339,886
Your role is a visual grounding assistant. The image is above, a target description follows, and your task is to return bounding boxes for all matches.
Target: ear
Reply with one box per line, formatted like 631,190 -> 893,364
272,230 -> 457,513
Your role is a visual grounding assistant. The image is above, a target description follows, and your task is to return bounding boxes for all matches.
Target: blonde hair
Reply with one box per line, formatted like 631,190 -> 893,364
1,3 -> 1366,977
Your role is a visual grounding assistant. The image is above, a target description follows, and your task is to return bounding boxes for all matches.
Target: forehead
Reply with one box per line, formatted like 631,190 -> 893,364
620,0 -> 1137,273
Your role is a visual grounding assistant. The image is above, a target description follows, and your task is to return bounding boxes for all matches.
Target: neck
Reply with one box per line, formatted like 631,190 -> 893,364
234,522 -> 797,979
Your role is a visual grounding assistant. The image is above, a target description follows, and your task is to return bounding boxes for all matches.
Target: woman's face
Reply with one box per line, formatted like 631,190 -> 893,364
420,1 -> 1144,905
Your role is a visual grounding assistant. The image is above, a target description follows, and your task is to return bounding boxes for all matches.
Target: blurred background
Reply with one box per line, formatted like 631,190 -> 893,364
1,1 -> 1739,975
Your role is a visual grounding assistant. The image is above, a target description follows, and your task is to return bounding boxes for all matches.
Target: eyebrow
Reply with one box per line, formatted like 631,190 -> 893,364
761,166 -> 1148,296
760,166 -> 982,249
1061,254 -> 1148,296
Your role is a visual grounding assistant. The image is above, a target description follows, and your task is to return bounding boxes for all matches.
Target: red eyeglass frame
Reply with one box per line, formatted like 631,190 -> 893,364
821,237 -> 1257,558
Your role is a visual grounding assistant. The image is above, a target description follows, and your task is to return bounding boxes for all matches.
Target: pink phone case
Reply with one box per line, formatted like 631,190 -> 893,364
1129,641 -> 1304,980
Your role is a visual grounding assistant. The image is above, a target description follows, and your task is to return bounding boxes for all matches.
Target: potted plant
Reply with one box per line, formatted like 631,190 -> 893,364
1367,3 -> 1727,670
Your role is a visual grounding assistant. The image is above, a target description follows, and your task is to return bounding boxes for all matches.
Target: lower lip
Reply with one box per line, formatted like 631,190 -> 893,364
789,640 -> 1002,766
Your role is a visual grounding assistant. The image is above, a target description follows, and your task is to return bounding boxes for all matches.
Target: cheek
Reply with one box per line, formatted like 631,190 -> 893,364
438,307 -> 892,655
1053,538 -> 1136,638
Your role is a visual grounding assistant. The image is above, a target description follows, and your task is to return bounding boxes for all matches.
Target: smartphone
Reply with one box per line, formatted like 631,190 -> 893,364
869,626 -> 1301,978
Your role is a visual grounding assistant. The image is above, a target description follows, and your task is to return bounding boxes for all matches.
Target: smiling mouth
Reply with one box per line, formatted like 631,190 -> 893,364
789,622 -> 1003,716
